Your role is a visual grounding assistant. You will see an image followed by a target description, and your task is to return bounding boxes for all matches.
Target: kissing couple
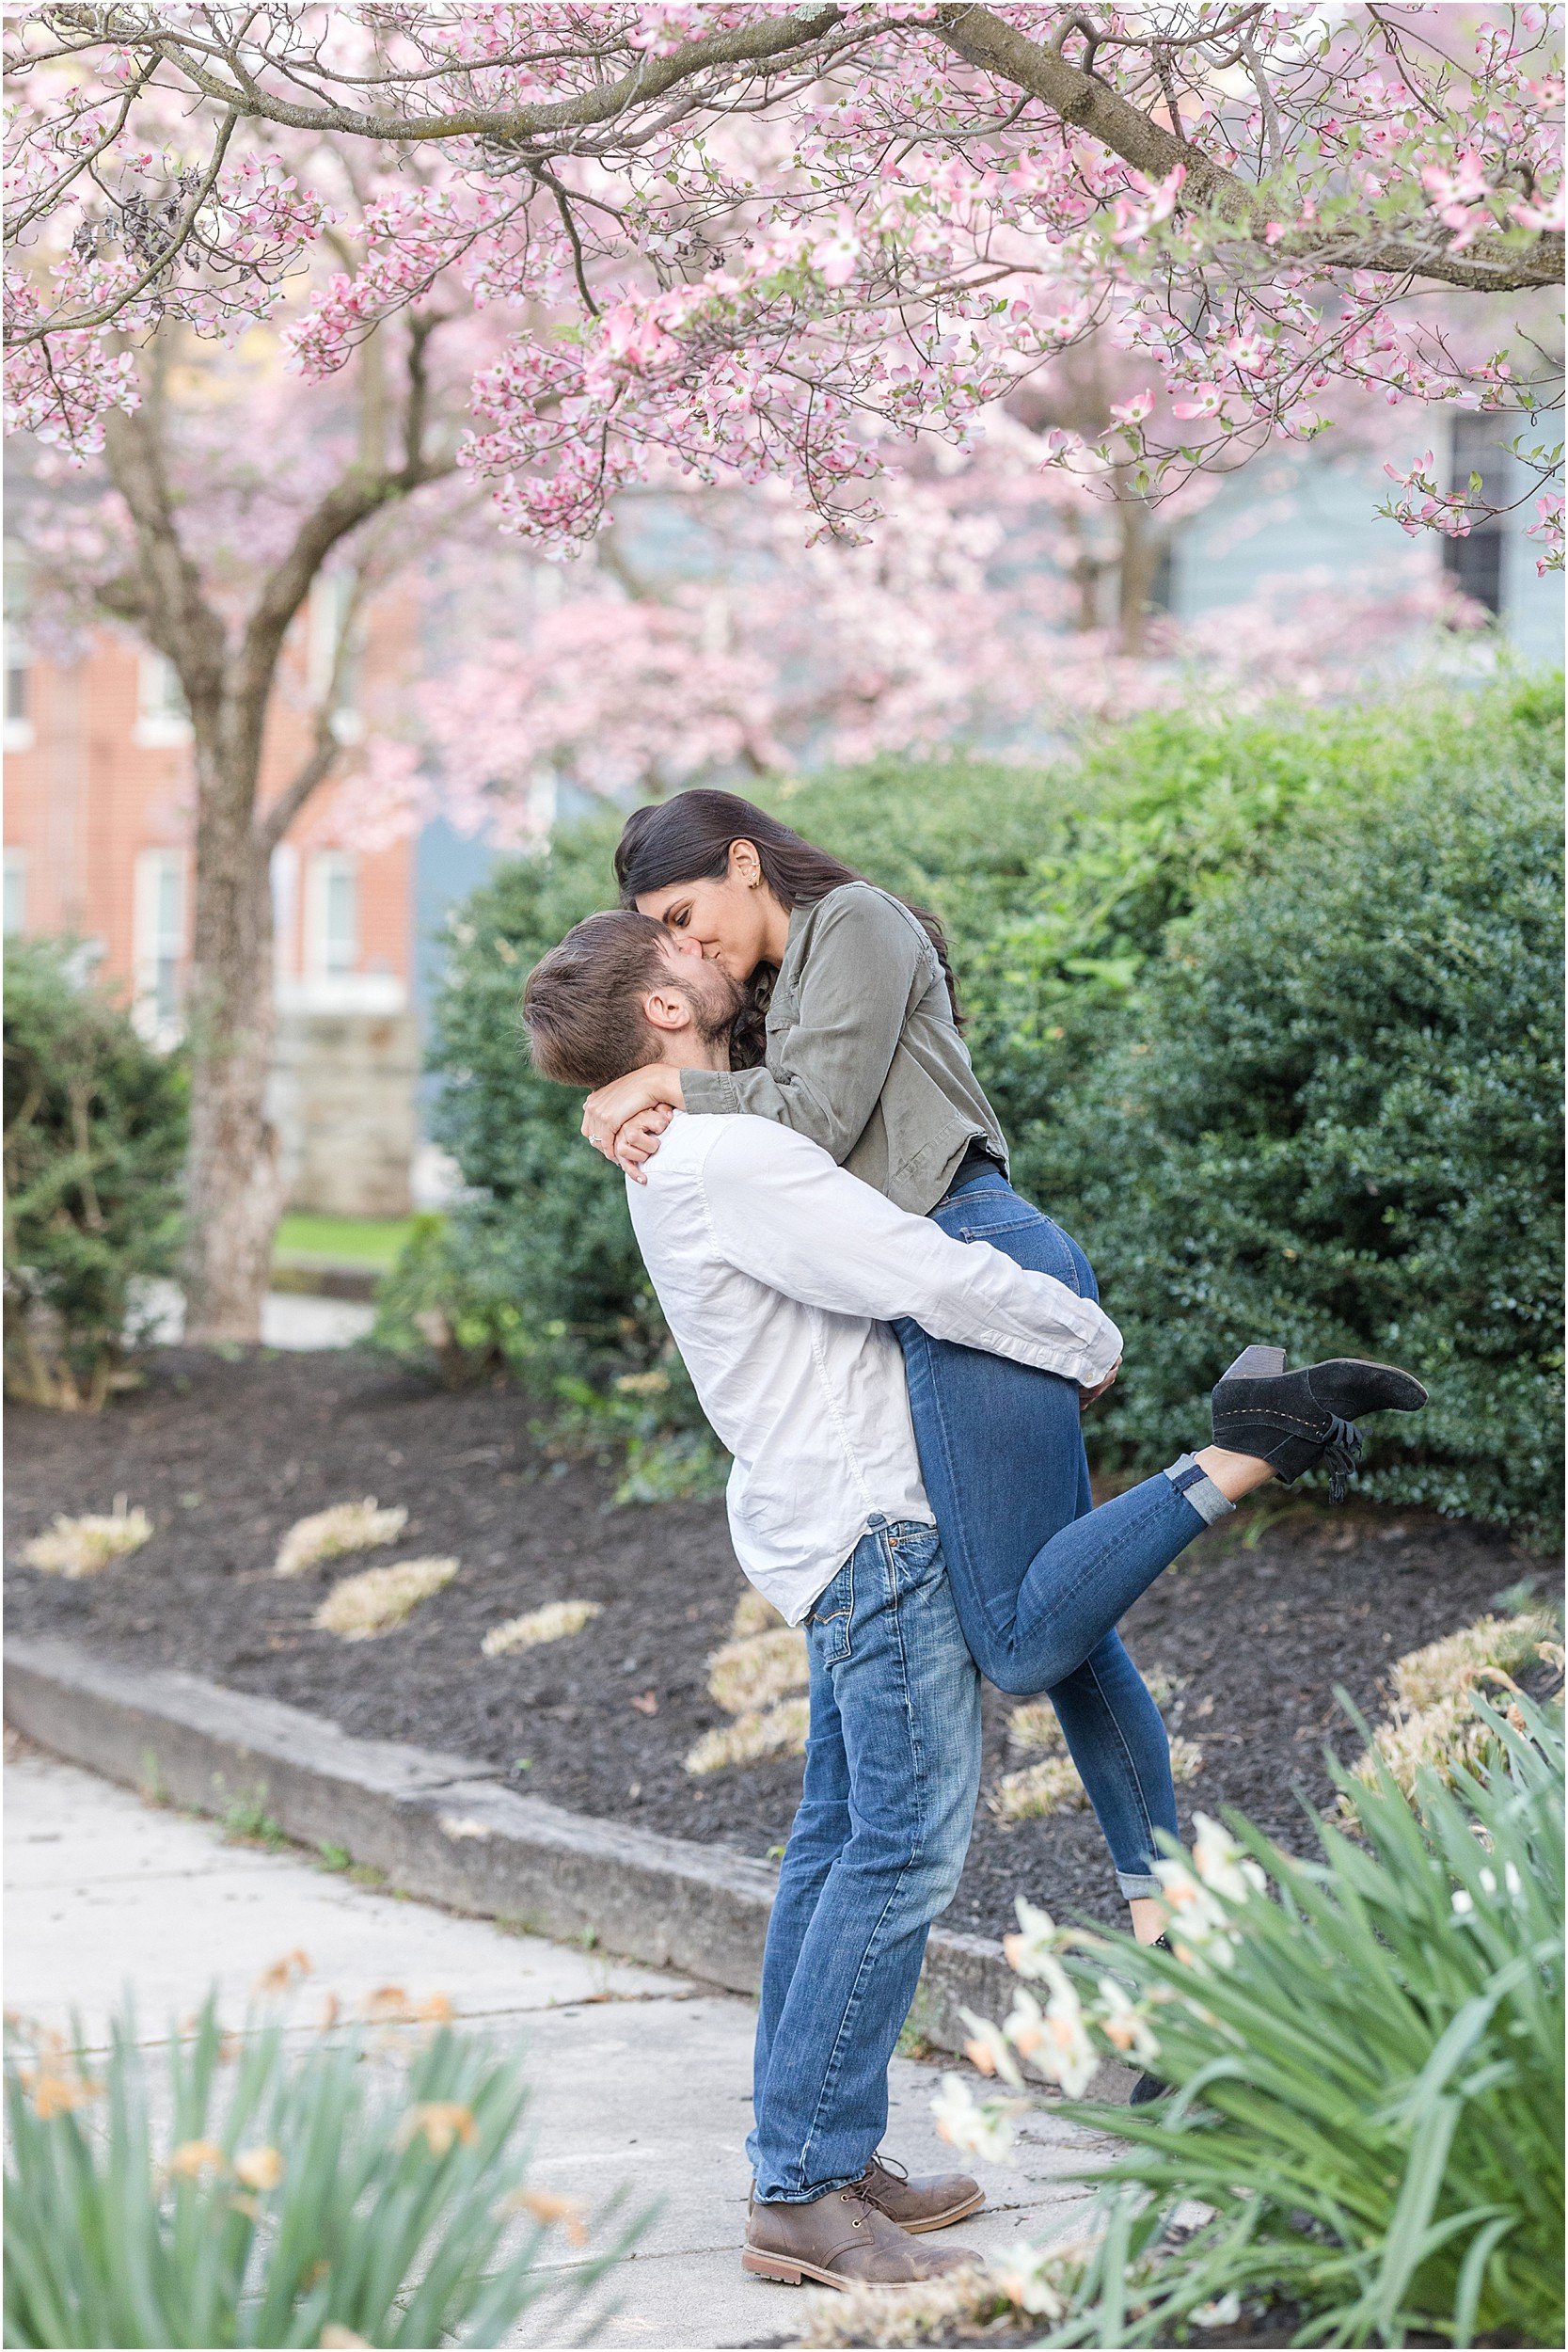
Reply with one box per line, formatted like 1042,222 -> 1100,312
522,789 -> 1427,2292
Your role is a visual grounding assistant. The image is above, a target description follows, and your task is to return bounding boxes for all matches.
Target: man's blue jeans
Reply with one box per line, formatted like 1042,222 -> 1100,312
748,1518 -> 981,2202
897,1165 -> 1224,1899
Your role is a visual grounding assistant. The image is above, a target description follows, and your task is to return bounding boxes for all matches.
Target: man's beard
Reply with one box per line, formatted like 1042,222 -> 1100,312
690,964 -> 746,1055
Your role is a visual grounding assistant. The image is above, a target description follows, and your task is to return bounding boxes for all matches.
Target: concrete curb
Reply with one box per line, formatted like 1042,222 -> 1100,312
4,1635 -> 1032,2064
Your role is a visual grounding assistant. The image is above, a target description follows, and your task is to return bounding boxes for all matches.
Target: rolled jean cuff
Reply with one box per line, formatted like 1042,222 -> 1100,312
1117,1868 -> 1164,1901
1164,1453 -> 1233,1527
754,2168 -> 865,2206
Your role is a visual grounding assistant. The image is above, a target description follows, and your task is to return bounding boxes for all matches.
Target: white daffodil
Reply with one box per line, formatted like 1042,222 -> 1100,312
959,2008 -> 1024,2089
931,2072 -> 1018,2163
992,2242 -> 1070,2319
1192,2292 -> 1243,2328
1004,1986 -> 1048,2063
1025,1972 -> 1098,2097
1043,2004 -> 1099,2097
1451,1887 -> 1475,1916
1152,1855 -> 1238,1964
1191,1813 -> 1266,1902
1002,1895 -> 1061,1980
1095,1976 -> 1162,2066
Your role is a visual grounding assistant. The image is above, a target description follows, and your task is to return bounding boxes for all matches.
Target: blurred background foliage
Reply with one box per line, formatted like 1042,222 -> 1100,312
374,671 -> 1563,1539
4,939 -> 188,1411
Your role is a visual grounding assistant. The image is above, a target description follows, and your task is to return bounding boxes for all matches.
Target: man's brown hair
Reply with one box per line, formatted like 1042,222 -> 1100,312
521,909 -> 673,1089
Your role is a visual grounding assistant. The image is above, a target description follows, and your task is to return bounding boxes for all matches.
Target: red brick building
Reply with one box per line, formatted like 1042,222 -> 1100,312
4,573 -> 420,1216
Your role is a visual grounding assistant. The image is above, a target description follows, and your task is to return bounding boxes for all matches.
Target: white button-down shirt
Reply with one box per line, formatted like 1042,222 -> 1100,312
626,1113 -> 1122,1625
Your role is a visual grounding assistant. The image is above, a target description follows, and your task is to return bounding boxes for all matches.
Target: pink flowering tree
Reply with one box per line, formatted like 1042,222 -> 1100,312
4,5 -> 1560,1337
350,410 -> 1453,854
8,116 -> 500,1337
6,4 -> 1561,556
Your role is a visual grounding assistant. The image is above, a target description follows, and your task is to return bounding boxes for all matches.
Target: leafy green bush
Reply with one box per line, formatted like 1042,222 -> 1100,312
1024,734 -> 1563,1536
4,1992 -> 634,2348
4,939 -> 187,1409
399,675 -> 1561,1532
937,1685 -> 1564,2349
393,705 -> 1373,1379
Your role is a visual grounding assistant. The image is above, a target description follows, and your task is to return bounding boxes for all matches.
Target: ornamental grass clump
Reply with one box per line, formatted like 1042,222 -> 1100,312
685,1698 -> 810,1777
3,1990 -> 637,2349
20,1501 -> 151,1578
683,1613 -> 811,1774
706,1625 -> 809,1714
1391,1609 -> 1558,1713
792,2260 -> 1004,2348
314,1559 -> 455,1641
481,1598 -> 602,1658
730,1584 -> 784,1639
936,1688 -> 1564,2349
1348,1608 -> 1561,1804
987,1756 -> 1087,1822
991,1691 -> 1199,1820
274,1499 -> 407,1579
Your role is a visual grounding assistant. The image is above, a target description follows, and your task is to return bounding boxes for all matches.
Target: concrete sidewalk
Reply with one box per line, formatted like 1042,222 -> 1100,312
6,1746 -> 1103,2350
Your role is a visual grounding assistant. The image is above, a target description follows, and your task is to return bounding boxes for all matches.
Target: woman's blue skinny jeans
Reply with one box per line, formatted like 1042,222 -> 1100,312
895,1164 -> 1225,1899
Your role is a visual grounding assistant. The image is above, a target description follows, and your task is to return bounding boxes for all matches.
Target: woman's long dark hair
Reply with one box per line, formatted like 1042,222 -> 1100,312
614,789 -> 961,1067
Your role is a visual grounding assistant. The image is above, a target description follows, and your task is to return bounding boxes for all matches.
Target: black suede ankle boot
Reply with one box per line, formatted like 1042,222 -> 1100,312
1210,1345 -> 1428,1502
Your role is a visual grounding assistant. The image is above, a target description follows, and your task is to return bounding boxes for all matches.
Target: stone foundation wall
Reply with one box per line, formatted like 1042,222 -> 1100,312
270,1009 -> 418,1218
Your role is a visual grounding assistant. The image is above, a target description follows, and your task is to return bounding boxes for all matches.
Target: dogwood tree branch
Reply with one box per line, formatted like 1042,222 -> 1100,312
932,5 -> 1562,292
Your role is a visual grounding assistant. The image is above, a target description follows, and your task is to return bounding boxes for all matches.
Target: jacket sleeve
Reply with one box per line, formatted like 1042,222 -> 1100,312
699,1122 -> 1122,1386
679,885 -> 925,1164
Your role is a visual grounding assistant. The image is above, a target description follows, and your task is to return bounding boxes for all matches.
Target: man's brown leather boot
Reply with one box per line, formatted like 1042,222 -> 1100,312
742,2183 -> 981,2288
858,2153 -> 985,2233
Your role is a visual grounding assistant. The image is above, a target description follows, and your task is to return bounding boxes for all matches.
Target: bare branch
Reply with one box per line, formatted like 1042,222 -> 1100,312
7,108 -> 239,348
64,4 -> 849,145
231,312 -> 456,771
99,369 -> 228,723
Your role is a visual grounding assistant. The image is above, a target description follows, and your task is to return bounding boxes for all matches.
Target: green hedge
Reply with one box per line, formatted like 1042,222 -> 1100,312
391,674 -> 1562,1534
4,940 -> 187,1409
1022,751 -> 1563,1537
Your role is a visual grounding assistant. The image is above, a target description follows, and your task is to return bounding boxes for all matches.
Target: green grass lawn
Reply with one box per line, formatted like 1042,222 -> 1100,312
274,1214 -> 424,1268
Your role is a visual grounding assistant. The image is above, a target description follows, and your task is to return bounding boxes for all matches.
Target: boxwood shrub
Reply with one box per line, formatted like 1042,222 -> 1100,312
4,939 -> 187,1409
394,674 -> 1562,1535
1022,743 -> 1563,1539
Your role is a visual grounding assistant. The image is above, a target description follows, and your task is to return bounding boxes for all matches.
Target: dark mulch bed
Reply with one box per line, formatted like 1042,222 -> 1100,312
6,1348 -> 1550,1941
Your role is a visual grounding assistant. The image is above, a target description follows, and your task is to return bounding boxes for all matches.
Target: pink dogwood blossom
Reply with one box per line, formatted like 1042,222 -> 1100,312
4,6 -> 1560,561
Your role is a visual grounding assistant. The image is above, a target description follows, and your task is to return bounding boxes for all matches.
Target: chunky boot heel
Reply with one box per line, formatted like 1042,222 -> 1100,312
1212,1348 -> 1427,1502
742,2250 -> 804,2284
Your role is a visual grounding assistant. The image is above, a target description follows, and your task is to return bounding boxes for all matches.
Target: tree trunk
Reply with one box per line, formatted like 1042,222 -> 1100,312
1117,492 -> 1163,657
95,327 -> 452,1343
182,739 -> 282,1342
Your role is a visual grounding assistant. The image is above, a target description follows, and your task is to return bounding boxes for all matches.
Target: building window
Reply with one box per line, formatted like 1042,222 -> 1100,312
1442,418 -> 1509,617
6,633 -> 28,722
134,651 -> 193,747
133,849 -> 185,1041
270,842 -> 299,989
3,633 -> 31,750
4,847 -> 25,935
308,574 -> 363,733
4,547 -> 32,751
307,850 -> 358,980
